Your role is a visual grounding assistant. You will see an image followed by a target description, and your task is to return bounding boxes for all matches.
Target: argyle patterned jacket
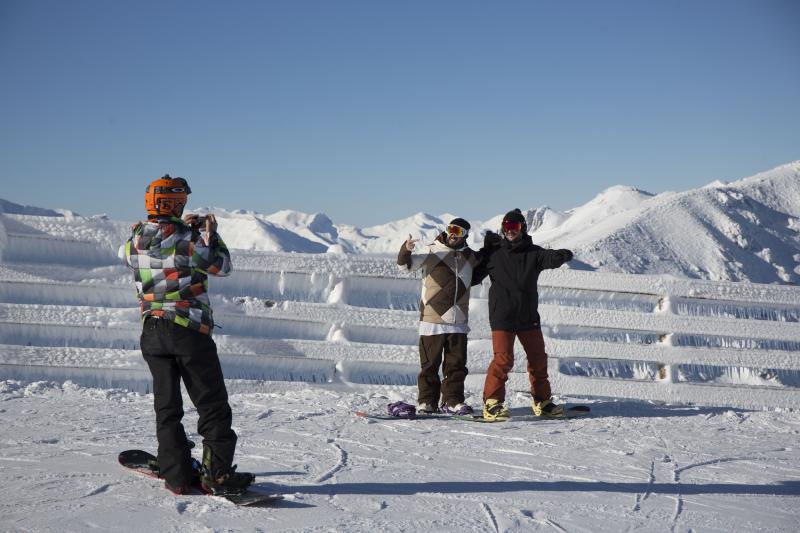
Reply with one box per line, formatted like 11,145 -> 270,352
397,236 -> 480,325
124,216 -> 232,335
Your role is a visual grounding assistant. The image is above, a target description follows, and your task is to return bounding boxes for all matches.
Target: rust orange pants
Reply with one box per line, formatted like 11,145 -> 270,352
482,329 -> 551,403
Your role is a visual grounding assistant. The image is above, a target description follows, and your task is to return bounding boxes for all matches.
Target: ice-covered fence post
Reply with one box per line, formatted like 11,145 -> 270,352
326,275 -> 347,305
655,295 -> 675,314
657,364 -> 678,383
0,217 -> 8,262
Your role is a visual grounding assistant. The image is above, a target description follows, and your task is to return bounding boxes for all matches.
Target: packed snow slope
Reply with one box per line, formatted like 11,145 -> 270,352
3,161 -> 798,282
1,381 -> 798,532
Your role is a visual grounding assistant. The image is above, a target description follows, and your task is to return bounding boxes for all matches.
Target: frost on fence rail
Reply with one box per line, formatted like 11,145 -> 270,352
0,280 -> 133,308
538,287 -> 659,313
558,357 -> 800,389
546,324 -> 663,345
669,297 -> 800,322
215,271 -> 420,310
0,354 -> 338,392
3,233 -> 118,266
672,334 -> 800,352
547,325 -> 800,352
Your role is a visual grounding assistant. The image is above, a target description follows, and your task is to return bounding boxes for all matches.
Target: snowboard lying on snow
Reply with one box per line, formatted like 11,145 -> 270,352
355,404 -> 590,422
118,449 -> 283,506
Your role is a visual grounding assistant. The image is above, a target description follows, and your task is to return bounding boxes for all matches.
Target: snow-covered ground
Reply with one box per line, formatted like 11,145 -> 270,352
1,170 -> 799,531
2,381 -> 799,532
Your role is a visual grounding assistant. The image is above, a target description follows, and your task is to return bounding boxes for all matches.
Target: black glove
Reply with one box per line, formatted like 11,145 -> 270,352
556,249 -> 573,263
484,231 -> 502,248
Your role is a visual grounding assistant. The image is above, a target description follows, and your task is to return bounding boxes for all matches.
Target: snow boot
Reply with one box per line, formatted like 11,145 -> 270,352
417,402 -> 438,414
441,403 -> 474,416
200,446 -> 255,495
533,398 -> 564,418
483,399 -> 510,421
164,480 -> 192,495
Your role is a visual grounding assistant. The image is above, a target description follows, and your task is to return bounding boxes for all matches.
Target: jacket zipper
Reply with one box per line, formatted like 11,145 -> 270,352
453,252 -> 459,324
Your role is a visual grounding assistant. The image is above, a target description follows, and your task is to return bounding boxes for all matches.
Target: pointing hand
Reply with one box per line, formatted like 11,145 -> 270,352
405,234 -> 419,251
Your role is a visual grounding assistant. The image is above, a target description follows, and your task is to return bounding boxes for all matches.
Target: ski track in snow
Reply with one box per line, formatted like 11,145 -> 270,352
480,502 -> 500,533
315,440 -> 348,483
632,460 -> 656,512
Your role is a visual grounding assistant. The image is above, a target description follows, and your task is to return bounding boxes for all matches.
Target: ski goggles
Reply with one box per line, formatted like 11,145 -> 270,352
446,224 -> 468,238
154,185 -> 190,194
502,220 -> 523,233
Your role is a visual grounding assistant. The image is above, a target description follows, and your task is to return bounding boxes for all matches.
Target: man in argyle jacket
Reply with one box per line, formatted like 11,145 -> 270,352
397,217 -> 482,415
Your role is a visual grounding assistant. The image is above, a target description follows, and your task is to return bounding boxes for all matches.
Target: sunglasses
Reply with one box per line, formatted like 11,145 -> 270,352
502,220 -> 523,233
447,224 -> 468,238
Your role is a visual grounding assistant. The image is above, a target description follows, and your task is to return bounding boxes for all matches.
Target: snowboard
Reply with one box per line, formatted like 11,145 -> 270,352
118,449 -> 283,506
455,405 -> 591,423
354,410 -> 448,421
355,411 -> 450,420
355,405 -> 591,423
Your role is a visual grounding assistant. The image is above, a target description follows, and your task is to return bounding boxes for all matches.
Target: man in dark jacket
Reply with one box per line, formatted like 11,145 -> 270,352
475,209 -> 573,420
125,174 -> 254,495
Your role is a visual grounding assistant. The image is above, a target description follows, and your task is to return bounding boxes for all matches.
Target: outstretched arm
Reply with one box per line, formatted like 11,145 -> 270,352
538,248 -> 573,270
397,234 -> 427,272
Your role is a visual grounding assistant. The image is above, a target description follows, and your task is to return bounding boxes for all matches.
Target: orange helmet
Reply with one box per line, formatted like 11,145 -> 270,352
144,174 -> 191,216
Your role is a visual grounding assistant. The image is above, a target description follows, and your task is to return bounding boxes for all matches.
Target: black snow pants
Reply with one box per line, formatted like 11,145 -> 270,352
140,317 -> 237,487
417,333 -> 469,407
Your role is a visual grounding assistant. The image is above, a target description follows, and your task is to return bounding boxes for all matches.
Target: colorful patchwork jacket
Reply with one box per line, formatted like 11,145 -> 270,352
397,233 -> 481,325
124,216 -> 232,335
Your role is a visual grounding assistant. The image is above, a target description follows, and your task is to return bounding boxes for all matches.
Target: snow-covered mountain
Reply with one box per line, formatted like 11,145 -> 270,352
532,163 -> 800,284
1,161 -> 798,282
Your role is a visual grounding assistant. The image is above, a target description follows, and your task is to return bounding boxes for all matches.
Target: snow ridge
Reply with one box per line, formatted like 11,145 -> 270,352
2,161 -> 799,282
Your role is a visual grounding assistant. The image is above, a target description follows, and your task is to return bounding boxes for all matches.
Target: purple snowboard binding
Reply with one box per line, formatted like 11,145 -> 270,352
387,401 -> 417,419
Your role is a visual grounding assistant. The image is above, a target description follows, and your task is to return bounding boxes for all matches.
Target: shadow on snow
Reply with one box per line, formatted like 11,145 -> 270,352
279,479 -> 800,497
512,399 -> 754,419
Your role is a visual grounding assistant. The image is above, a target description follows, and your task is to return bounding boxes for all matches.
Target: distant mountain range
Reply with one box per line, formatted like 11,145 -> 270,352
1,161 -> 798,283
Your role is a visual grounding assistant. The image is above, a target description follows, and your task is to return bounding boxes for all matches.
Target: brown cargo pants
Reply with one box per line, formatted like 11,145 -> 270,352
482,328 -> 552,404
417,333 -> 469,408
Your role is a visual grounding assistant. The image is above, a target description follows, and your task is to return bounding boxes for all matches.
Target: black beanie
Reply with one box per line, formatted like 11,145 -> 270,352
502,209 -> 527,233
449,217 -> 471,230
503,209 -> 525,224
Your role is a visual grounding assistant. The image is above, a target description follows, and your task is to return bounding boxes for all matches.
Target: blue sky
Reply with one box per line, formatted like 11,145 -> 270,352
1,0 -> 798,225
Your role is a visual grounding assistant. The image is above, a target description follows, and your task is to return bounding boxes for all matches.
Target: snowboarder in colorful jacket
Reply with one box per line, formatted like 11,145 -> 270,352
124,174 -> 253,495
474,208 -> 574,420
397,218 -> 482,415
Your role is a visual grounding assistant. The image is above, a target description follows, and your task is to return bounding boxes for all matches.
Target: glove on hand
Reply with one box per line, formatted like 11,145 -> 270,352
484,231 -> 502,247
556,249 -> 574,263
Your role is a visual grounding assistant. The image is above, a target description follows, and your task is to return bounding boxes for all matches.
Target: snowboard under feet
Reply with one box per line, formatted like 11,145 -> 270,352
118,449 -> 283,507
356,405 -> 590,423
460,405 -> 592,423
